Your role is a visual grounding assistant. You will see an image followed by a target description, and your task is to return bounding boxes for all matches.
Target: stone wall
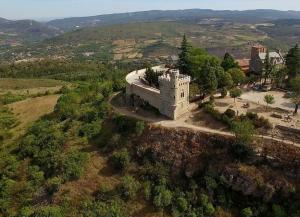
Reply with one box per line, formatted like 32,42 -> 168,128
127,83 -> 161,109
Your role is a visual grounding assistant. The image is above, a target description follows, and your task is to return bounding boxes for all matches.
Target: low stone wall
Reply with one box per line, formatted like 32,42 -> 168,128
276,125 -> 300,134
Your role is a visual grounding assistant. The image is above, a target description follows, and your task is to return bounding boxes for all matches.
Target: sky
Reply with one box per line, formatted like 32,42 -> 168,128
1,0 -> 300,20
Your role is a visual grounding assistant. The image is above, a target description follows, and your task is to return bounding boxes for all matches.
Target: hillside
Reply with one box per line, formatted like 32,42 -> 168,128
0,10 -> 299,62
5,19 -> 297,62
47,9 -> 300,31
0,19 -> 62,48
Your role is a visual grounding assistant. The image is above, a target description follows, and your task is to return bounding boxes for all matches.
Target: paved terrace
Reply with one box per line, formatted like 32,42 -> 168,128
125,65 -> 168,94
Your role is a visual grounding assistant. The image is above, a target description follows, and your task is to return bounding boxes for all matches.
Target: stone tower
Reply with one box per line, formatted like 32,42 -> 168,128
159,69 -> 190,119
251,44 -> 267,59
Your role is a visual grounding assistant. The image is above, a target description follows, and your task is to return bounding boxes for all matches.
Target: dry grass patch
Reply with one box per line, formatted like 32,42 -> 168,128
53,150 -> 121,205
8,95 -> 60,136
0,78 -> 66,90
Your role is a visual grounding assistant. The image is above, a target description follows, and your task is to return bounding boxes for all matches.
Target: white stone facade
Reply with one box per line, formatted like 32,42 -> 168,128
126,66 -> 190,120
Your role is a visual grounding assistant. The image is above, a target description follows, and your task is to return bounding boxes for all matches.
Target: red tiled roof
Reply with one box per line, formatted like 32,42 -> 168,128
236,59 -> 250,73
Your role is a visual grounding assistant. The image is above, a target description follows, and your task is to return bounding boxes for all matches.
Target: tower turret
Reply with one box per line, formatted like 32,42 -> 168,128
159,69 -> 190,119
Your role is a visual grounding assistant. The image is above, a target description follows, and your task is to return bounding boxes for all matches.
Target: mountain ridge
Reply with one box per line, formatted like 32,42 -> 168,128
46,9 -> 300,30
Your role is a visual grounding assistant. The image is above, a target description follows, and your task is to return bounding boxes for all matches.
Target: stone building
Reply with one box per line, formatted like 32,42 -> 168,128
126,66 -> 190,120
249,44 -> 284,74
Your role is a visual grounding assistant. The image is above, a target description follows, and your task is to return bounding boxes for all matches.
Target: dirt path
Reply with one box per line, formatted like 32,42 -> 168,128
110,93 -> 300,148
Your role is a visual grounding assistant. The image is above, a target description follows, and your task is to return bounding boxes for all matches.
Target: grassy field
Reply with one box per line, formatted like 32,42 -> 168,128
7,95 -> 60,136
0,78 -> 66,90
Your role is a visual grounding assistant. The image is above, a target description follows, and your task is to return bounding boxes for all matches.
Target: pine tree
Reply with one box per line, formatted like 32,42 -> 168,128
178,34 -> 191,75
221,52 -> 239,71
286,44 -> 300,80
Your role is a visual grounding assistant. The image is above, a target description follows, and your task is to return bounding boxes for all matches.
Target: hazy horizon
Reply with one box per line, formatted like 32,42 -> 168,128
1,0 -> 300,20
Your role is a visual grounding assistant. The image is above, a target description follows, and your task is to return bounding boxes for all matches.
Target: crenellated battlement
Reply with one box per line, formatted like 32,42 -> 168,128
126,66 -> 190,120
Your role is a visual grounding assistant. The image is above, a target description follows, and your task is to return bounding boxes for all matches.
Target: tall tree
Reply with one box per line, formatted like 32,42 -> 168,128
263,50 -> 272,84
290,75 -> 300,114
228,68 -> 246,86
286,44 -> 300,80
178,34 -> 191,75
196,60 -> 218,97
221,52 -> 239,71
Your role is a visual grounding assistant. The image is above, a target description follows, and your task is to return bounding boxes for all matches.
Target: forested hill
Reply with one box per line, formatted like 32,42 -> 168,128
0,18 -> 62,42
47,9 -> 300,31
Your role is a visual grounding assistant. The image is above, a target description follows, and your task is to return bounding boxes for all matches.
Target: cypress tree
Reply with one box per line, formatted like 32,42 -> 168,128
286,44 -> 300,80
264,50 -> 272,84
178,34 -> 191,75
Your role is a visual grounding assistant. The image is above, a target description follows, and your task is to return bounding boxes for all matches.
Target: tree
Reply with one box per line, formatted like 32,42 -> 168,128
196,60 -> 218,97
264,94 -> 275,111
221,52 -> 239,71
290,75 -> 300,114
230,88 -> 242,103
178,34 -> 191,75
20,120 -> 65,177
263,50 -> 273,84
232,120 -> 255,145
228,68 -> 246,85
286,44 -> 300,80
145,67 -> 162,88
219,71 -> 233,89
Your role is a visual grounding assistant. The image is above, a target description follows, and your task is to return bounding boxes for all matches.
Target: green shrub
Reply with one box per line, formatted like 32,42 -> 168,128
62,151 -> 88,181
241,207 -> 253,217
153,186 -> 173,210
45,177 -> 62,195
143,181 -> 152,201
78,119 -> 102,139
272,204 -> 287,217
200,194 -> 215,216
110,148 -> 131,171
231,120 -> 255,145
224,109 -> 236,119
119,175 -> 140,200
32,206 -> 64,217
240,112 -> 272,130
176,197 -> 188,212
20,120 -> 65,177
135,121 -> 145,136
232,143 -> 254,160
220,88 -> 228,98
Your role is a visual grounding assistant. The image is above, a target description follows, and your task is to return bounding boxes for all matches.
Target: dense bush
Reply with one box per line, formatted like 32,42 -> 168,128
45,177 -> 62,195
62,151 -> 88,181
153,185 -> 173,210
114,115 -> 144,135
119,175 -> 140,200
223,109 -> 236,119
240,112 -> 273,130
110,149 -> 131,171
20,120 -> 65,177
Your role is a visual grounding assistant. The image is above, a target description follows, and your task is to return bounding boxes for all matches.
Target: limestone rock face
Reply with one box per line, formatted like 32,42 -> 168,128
135,127 -> 298,201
